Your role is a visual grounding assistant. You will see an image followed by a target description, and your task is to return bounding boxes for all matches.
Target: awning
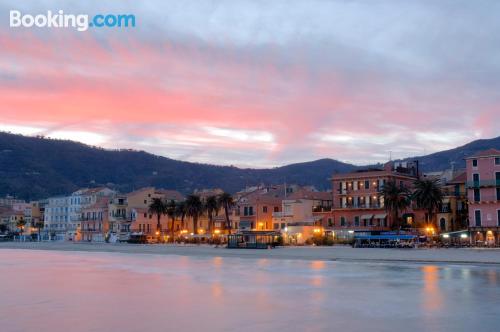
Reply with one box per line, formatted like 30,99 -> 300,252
373,213 -> 387,219
360,214 -> 373,220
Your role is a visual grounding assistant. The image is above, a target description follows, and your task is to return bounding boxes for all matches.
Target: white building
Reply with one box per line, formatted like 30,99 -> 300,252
44,196 -> 71,240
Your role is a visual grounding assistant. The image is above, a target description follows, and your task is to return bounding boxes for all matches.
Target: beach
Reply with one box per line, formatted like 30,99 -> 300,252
1,242 -> 499,265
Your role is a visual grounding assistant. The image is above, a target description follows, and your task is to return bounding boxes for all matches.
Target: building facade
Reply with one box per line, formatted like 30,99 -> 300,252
329,161 -> 421,236
466,149 -> 500,245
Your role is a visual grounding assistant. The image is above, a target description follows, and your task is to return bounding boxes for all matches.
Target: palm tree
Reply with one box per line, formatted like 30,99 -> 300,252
218,192 -> 235,234
412,178 -> 443,228
381,181 -> 411,230
185,195 -> 204,235
175,201 -> 187,230
166,200 -> 177,242
16,217 -> 26,237
33,220 -> 44,241
205,195 -> 219,233
148,198 -> 167,241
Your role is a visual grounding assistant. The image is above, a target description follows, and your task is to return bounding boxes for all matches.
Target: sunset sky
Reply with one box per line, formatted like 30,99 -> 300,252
1,1 -> 499,167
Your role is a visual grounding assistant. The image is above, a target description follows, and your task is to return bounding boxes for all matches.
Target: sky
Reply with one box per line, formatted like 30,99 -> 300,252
0,0 -> 499,167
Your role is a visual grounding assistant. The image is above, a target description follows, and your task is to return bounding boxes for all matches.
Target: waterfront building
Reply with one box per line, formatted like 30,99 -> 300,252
43,196 -> 71,240
466,149 -> 500,245
237,185 -> 297,231
272,189 -> 332,244
81,197 -> 110,242
69,187 -> 115,241
435,171 -> 468,233
122,187 -> 184,241
329,161 -> 422,237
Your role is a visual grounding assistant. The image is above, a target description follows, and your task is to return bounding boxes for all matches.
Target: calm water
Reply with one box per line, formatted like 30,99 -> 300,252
0,250 -> 499,332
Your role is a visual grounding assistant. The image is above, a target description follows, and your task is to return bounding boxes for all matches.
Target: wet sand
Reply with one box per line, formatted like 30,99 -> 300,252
1,241 -> 499,265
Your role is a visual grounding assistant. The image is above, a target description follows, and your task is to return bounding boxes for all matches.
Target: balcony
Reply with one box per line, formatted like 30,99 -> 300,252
272,212 -> 292,218
438,203 -> 451,213
468,195 -> 499,203
313,206 -> 332,212
338,203 -> 383,209
466,180 -> 500,188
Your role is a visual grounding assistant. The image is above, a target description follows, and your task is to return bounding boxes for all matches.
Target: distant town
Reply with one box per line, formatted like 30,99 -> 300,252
1,148 -> 499,248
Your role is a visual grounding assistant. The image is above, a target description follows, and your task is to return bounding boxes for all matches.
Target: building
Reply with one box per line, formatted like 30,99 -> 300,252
435,171 -> 468,232
466,149 -> 500,246
81,197 -> 110,242
329,161 -> 421,237
237,185 -> 299,231
69,187 -> 115,241
272,189 -> 332,244
122,187 -> 184,241
44,196 -> 70,240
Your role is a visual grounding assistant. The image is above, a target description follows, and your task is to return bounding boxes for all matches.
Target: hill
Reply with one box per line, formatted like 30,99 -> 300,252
0,132 -> 498,200
0,132 -> 355,200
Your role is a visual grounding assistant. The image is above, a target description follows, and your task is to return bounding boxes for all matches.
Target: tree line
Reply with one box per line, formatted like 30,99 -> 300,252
148,192 -> 235,242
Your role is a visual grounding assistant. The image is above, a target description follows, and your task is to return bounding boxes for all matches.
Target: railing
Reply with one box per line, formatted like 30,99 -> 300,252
466,180 -> 500,188
468,195 -> 500,203
439,203 -> 451,213
272,212 -> 291,218
313,206 -> 332,212
337,187 -> 384,194
338,203 -> 384,209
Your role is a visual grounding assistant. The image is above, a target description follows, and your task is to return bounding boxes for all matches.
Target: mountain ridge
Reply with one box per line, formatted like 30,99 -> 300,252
0,132 -> 499,200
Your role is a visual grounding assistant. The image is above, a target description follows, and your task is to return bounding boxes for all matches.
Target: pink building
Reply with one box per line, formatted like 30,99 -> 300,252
466,149 -> 500,245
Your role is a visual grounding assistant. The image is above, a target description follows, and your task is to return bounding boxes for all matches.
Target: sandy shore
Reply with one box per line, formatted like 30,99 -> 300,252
1,242 -> 500,265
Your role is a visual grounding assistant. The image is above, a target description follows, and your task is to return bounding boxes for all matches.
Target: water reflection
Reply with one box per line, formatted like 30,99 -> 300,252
0,250 -> 499,332
421,265 -> 443,311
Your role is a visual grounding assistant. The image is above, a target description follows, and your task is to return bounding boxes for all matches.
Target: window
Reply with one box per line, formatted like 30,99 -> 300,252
273,223 -> 279,229
249,206 -> 254,215
472,159 -> 478,167
498,210 -> 500,226
263,206 -> 268,213
497,188 -> 500,201
364,180 -> 370,189
244,206 -> 248,216
144,200 -> 147,204
475,210 -> 481,227
274,206 -> 279,213
474,189 -> 481,202
354,216 -> 360,227
495,157 -> 500,165
328,218 -> 333,227
340,216 -> 346,227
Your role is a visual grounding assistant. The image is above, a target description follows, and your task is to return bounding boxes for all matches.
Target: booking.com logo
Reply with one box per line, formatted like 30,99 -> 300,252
9,10 -> 136,32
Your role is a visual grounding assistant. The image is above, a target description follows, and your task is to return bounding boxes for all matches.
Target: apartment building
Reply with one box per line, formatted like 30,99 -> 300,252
329,161 -> 420,234
466,149 -> 500,245
81,197 -> 110,242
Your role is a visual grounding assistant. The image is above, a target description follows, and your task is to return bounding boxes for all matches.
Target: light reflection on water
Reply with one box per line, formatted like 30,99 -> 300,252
0,249 -> 499,332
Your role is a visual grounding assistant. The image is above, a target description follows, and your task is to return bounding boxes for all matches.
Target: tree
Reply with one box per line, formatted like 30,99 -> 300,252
205,195 -> 219,233
185,195 -> 204,235
218,192 -> 235,234
175,201 -> 187,230
166,200 -> 177,243
412,178 -> 443,228
381,181 -> 411,230
33,220 -> 44,241
148,198 -> 167,241
16,217 -> 26,236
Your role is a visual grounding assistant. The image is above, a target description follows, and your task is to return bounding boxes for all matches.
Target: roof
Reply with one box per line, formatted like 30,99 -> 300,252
157,189 -> 185,201
82,197 -> 109,211
466,148 -> 500,159
448,171 -> 467,184
287,189 -> 332,201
